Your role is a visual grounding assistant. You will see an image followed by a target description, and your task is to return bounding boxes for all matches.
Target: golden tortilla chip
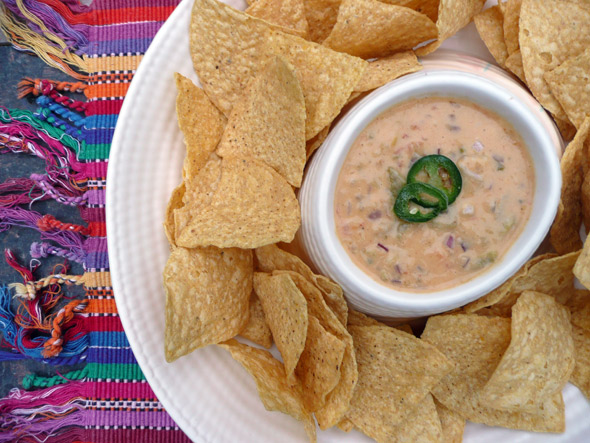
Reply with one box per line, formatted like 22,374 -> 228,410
416,0 -> 486,56
306,124 -> 331,160
545,48 -> 590,130
219,339 -> 317,442
322,0 -> 437,59
345,324 -> 453,440
265,29 -> 367,139
502,0 -> 521,55
551,117 -> 590,254
504,49 -> 526,82
189,0 -> 269,115
164,247 -> 252,362
255,244 -> 348,326
474,6 -> 508,67
302,0 -> 341,43
582,171 -> 590,234
337,418 -> 354,432
174,153 -> 223,239
216,56 -> 306,187
435,399 -> 465,443
245,0 -> 309,38
464,252 -> 579,316
276,270 -> 356,429
253,272 -> 308,379
240,292 -> 273,348
571,325 -> 590,399
176,157 -> 300,249
566,290 -> 590,331
174,73 -> 226,180
354,51 -> 422,93
422,314 -> 565,432
295,315 -> 346,412
346,309 -> 413,333
386,394 -> 443,443
379,0 -> 439,22
480,291 -> 574,412
519,0 -> 590,121
555,116 -> 578,142
163,181 -> 185,246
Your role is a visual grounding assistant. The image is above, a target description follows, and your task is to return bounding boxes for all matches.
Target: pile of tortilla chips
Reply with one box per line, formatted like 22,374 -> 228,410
162,0 -> 590,441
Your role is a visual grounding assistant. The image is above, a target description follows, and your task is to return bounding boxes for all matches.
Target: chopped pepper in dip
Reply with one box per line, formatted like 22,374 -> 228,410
334,97 -> 535,291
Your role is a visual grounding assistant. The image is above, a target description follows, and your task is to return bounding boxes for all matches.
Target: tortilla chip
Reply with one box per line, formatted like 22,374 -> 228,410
265,29 -> 367,139
422,314 -> 565,432
345,324 -> 453,440
276,270 -> 356,429
306,124 -> 331,160
463,253 -> 553,314
302,0 -> 341,43
295,315 -> 346,412
164,247 -> 252,362
550,117 -> 590,254
519,0 -> 590,121
246,0 -> 309,38
337,418 -> 354,432
322,0 -> 437,59
164,181 -> 185,246
174,153 -> 223,238
216,56 -> 306,187
416,0 -> 486,56
504,49 -> 526,82
346,309 -> 383,327
176,157 -> 300,249
582,173 -> 590,235
435,399 -> 465,443
387,394 -> 443,443
379,0 -> 439,22
189,0 -> 270,114
240,292 -> 273,348
480,292 -> 574,412
354,51 -> 422,93
571,325 -> 590,399
474,6 -> 508,67
253,272 -> 308,379
502,0 -> 521,55
219,339 -> 317,442
174,73 -> 226,180
464,252 -> 579,316
255,244 -> 348,326
545,48 -> 590,130
566,289 -> 590,332
555,116 -> 578,143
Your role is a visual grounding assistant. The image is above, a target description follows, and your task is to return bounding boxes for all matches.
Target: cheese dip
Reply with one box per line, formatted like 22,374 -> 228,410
334,97 -> 535,292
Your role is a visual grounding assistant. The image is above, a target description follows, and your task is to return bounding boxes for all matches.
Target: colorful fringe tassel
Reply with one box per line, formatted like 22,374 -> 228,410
0,0 -> 192,441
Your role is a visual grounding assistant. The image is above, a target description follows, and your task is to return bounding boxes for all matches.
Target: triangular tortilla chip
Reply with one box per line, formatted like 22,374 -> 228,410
519,0 -> 590,121
322,0 -> 437,59
219,340 -> 317,442
474,5 -> 508,67
174,73 -> 226,180
254,272 -> 308,380
216,56 -> 306,187
176,157 -> 300,249
164,247 -> 252,362
246,0 -> 308,37
354,51 -> 422,93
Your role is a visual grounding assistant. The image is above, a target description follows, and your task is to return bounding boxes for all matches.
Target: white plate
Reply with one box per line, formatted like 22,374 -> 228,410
106,0 -> 590,441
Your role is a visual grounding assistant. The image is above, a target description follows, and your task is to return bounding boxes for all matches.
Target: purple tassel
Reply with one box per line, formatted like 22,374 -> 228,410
1,0 -> 89,53
0,384 -> 86,443
0,207 -> 85,253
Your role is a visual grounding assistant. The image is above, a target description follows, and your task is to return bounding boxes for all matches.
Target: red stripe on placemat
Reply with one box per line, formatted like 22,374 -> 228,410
93,6 -> 177,25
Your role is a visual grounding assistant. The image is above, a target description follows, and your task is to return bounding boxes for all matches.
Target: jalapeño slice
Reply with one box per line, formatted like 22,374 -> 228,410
393,182 -> 448,223
407,154 -> 462,204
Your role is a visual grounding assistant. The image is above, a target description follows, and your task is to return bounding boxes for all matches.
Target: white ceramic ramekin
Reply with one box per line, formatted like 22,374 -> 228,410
299,53 -> 563,319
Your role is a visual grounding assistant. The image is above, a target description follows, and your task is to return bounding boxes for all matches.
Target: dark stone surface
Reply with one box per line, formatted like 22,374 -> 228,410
0,44 -> 87,397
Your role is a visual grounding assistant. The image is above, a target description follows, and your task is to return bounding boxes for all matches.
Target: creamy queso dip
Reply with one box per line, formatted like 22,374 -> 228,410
334,97 -> 535,291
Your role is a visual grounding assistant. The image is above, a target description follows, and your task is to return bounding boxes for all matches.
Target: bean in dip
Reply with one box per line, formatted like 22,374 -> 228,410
334,97 -> 535,291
